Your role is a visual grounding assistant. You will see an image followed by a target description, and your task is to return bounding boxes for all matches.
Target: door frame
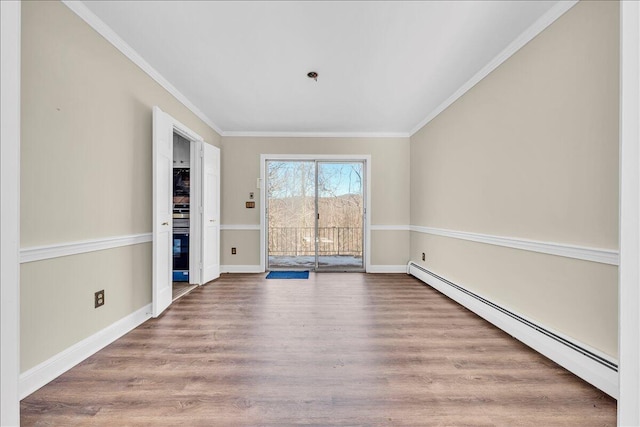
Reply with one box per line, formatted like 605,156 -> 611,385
260,154 -> 371,272
618,0 -> 640,423
152,107 -> 205,317
1,1 -> 21,424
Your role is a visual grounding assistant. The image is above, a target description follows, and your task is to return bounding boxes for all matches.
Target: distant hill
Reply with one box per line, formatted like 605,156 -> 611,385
267,194 -> 363,256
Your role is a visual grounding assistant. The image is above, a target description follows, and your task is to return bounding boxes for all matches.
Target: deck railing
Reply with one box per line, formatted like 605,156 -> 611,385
268,227 -> 362,257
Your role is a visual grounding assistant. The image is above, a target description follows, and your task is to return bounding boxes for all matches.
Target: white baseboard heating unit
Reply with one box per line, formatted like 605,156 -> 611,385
407,261 -> 618,398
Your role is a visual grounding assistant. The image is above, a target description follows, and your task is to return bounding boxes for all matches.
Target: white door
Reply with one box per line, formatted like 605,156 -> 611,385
202,143 -> 220,283
152,106 -> 173,317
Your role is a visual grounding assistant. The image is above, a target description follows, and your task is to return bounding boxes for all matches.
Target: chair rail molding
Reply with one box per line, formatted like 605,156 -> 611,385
21,233 -> 153,263
410,226 -> 619,266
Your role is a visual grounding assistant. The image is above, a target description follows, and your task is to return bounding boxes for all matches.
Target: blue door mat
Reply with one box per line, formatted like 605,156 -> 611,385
266,271 -> 309,279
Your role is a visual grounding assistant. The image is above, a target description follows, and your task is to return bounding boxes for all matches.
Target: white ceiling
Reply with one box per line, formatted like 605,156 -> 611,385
80,1 -> 564,136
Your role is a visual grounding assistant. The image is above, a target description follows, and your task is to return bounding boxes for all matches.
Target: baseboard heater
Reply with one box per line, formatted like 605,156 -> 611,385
407,261 -> 619,398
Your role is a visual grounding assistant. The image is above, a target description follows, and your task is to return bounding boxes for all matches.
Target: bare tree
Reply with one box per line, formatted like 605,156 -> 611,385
267,161 -> 364,257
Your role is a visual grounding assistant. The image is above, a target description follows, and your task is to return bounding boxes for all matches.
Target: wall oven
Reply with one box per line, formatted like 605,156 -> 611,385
173,216 -> 189,282
173,167 -> 190,282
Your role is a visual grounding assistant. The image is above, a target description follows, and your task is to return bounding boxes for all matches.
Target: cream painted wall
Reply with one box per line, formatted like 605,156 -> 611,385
220,137 -> 410,267
21,245 -> 151,371
18,0 -> 620,385
371,231 -> 410,266
410,233 -> 618,356
410,1 -> 619,357
22,1 -> 220,248
20,1 -> 221,371
221,230 -> 262,267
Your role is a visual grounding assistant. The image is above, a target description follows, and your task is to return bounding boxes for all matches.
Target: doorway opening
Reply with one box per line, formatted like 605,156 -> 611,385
152,106 -> 220,317
172,132 -> 196,300
265,158 -> 367,272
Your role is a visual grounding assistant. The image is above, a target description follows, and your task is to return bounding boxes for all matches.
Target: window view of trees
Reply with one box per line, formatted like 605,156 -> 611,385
267,161 -> 364,269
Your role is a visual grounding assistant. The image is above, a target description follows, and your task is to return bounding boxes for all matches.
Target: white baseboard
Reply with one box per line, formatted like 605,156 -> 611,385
222,265 -> 408,274
19,303 -> 152,399
367,264 -> 408,273
221,265 -> 264,273
407,262 -> 618,398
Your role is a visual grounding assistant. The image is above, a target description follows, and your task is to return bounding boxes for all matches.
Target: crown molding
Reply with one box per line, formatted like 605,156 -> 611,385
63,0 -> 578,140
409,0 -> 579,136
222,131 -> 410,139
61,1 -> 224,137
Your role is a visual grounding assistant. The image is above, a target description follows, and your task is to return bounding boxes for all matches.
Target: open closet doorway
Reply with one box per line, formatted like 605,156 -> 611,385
172,132 -> 193,299
262,155 -> 370,272
152,106 -> 220,317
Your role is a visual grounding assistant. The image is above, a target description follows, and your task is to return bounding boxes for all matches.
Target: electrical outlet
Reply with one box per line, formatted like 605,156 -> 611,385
231,247 -> 237,255
95,290 -> 105,308
421,252 -> 426,261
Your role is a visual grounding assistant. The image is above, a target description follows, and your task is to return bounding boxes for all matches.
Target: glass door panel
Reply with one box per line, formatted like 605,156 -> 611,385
266,161 -> 316,270
316,162 -> 364,270
266,159 -> 365,271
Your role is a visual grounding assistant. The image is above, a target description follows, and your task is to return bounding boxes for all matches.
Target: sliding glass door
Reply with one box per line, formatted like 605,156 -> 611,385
316,162 -> 364,270
266,160 -> 365,271
266,161 -> 316,269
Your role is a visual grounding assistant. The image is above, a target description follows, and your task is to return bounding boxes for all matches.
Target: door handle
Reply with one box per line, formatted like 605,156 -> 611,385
161,222 -> 168,226
209,219 -> 216,223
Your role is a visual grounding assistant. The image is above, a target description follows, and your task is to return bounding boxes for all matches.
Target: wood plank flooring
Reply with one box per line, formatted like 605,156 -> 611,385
21,273 -> 616,426
172,282 -> 197,301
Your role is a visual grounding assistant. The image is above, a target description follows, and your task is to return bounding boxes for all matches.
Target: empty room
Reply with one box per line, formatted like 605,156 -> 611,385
1,0 -> 639,426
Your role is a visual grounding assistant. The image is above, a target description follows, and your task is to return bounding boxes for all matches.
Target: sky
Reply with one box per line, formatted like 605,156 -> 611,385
267,161 -> 363,198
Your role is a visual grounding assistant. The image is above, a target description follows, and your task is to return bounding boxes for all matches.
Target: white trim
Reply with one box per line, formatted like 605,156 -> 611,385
0,1 -> 21,424
152,107 -> 207,317
170,116 -> 204,144
223,131 -> 410,138
408,263 -> 619,398
371,225 -> 411,231
367,265 -> 407,273
410,225 -> 619,266
409,1 -> 579,136
221,265 -> 264,273
260,154 -> 373,161
221,224 -> 261,231
220,224 -> 411,231
20,233 -> 152,263
19,303 -> 152,399
260,158 -> 266,272
260,154 -> 372,272
59,0 -> 577,140
61,1 -> 223,136
189,139 -> 202,286
619,0 -> 640,424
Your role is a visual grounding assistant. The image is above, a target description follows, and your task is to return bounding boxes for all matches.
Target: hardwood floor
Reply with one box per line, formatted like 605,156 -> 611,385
172,282 -> 197,301
21,273 -> 616,426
